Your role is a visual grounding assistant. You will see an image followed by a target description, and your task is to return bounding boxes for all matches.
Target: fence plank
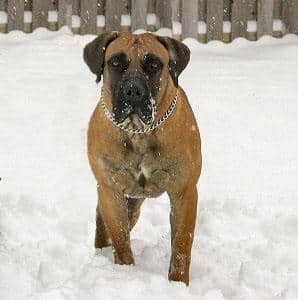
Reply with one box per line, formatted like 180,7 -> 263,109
32,0 -> 49,30
147,0 -> 155,13
156,0 -> 172,28
80,0 -> 97,34
181,0 -> 198,39
282,0 -> 298,34
24,0 -> 31,10
58,0 -> 72,30
49,0 -> 57,10
1,0 -> 298,40
8,0 -> 24,31
131,0 -> 147,31
274,0 -> 282,18
172,0 -> 180,22
246,0 -> 257,20
206,0 -> 223,41
231,0 -> 247,39
257,0 -> 274,38
122,0 -> 131,14
97,0 -> 104,15
198,0 -> 207,21
147,0 -> 156,31
105,0 -> 121,31
72,0 -> 80,15
223,0 -> 231,21
0,0 -> 7,10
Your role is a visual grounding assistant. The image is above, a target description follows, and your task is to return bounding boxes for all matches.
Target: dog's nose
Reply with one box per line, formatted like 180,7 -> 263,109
122,79 -> 145,103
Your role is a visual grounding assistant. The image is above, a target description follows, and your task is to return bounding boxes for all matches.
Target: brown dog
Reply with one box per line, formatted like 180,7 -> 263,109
83,32 -> 202,285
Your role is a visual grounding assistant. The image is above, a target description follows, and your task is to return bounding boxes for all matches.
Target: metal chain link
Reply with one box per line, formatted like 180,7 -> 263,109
100,87 -> 179,134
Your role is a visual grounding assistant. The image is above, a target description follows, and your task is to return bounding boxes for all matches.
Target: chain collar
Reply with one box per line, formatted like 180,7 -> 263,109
100,87 -> 179,134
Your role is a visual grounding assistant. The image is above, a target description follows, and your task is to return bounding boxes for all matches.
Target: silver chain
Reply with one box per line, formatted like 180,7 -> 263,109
100,87 -> 179,134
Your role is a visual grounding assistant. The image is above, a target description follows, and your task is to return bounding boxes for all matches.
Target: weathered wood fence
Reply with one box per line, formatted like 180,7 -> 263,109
0,0 -> 297,43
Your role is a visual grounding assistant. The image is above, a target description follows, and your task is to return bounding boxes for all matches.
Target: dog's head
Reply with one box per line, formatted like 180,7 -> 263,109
83,32 -> 190,125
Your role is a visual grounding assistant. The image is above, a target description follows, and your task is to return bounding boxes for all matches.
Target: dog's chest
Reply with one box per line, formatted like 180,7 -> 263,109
101,134 -> 175,198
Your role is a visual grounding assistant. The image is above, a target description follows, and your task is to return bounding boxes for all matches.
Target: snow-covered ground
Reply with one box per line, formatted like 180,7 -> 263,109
1,28 -> 298,300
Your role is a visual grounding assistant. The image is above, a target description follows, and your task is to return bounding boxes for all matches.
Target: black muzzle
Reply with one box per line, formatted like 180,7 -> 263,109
113,77 -> 154,125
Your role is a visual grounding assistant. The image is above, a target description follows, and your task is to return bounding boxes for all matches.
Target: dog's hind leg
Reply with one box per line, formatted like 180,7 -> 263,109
95,204 -> 111,249
126,196 -> 145,231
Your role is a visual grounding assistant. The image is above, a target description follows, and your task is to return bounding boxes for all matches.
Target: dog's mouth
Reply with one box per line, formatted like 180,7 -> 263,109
112,98 -> 155,126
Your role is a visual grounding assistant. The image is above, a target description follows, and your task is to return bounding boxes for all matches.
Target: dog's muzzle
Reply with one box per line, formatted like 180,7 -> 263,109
113,77 -> 154,125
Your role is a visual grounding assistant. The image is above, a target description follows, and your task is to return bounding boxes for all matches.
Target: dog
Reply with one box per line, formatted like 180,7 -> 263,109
83,32 -> 202,285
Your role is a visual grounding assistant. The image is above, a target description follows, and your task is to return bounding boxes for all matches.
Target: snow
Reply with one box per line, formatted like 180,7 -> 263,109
121,15 -> 131,27
72,15 -> 80,28
133,29 -> 148,35
1,28 -> 298,300
247,20 -> 257,32
48,11 -> 58,23
223,21 -> 231,33
24,11 -> 32,23
97,15 -> 105,27
173,21 -> 182,35
154,28 -> 173,37
0,11 -> 8,24
198,21 -> 207,34
273,19 -> 284,32
147,13 -> 157,26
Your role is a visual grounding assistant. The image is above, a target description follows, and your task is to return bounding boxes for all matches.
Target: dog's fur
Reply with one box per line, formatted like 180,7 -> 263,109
83,32 -> 202,285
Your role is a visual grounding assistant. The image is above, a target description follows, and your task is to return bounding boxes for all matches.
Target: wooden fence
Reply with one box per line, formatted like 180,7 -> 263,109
0,0 -> 297,43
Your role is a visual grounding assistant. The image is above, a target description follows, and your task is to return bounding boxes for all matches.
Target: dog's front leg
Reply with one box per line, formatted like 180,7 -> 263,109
98,184 -> 134,265
167,185 -> 198,285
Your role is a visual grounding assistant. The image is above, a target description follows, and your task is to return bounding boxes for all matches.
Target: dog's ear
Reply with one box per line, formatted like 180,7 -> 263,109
83,32 -> 118,83
156,36 -> 190,87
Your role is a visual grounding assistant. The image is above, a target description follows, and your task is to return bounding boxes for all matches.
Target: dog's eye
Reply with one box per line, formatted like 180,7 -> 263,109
149,62 -> 159,70
108,53 -> 128,72
143,55 -> 163,75
111,60 -> 119,67
109,57 -> 121,68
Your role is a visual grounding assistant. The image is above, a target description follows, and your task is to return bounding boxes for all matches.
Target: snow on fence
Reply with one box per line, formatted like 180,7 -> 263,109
0,0 -> 297,43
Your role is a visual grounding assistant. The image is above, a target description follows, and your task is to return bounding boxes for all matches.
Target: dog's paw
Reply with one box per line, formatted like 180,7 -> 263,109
168,253 -> 190,286
113,248 -> 135,266
95,235 -> 111,249
168,270 -> 189,286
